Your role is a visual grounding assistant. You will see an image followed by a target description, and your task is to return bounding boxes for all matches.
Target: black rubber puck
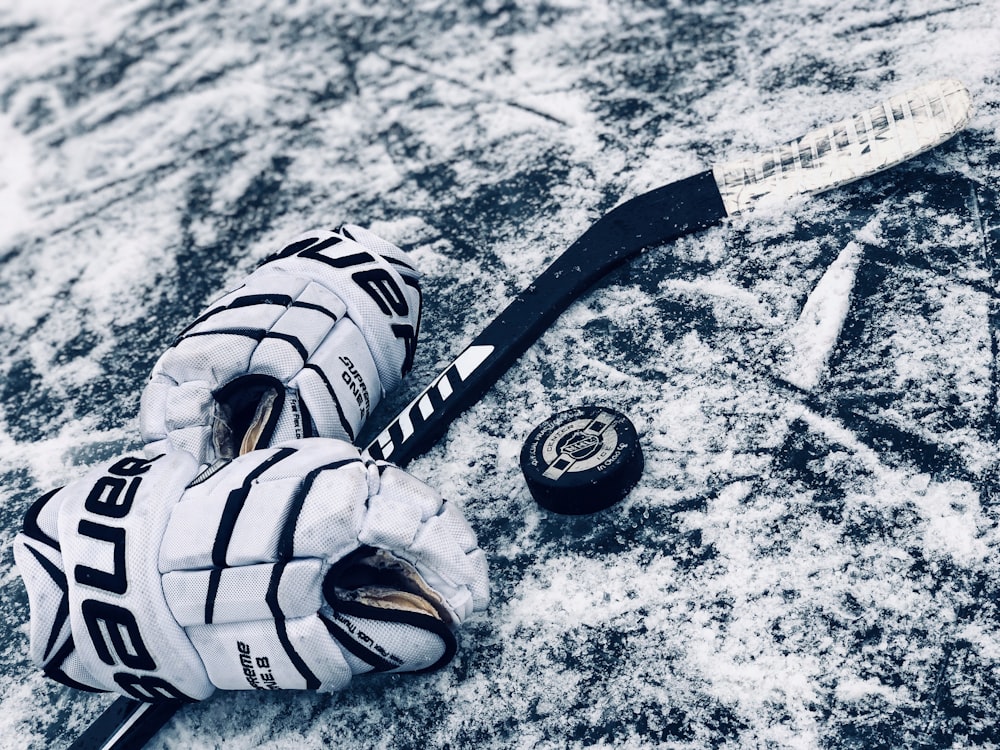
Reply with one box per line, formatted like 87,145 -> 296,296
520,406 -> 644,514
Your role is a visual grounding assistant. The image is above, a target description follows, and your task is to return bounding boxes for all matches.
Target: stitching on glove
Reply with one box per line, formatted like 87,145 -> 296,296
266,560 -> 321,690
174,290 -> 292,342
274,457 -> 364,561
21,488 -> 63,549
20,543 -> 69,660
300,363 -> 354,442
43,638 -> 106,694
211,447 -> 298,568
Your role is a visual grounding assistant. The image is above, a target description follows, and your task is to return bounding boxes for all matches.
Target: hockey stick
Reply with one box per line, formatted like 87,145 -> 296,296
365,78 -> 971,464
69,78 -> 971,749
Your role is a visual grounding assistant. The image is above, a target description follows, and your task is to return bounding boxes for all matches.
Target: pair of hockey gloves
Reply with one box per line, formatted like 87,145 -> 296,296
14,226 -> 489,702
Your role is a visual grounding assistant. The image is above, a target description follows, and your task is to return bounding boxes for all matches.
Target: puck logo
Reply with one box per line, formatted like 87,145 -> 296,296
540,413 -> 623,480
560,432 -> 601,459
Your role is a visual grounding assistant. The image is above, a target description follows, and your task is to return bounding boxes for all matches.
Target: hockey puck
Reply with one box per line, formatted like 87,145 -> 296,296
519,406 -> 644,514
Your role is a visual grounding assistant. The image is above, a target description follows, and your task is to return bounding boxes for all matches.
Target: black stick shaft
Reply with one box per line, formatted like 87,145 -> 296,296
366,170 -> 727,464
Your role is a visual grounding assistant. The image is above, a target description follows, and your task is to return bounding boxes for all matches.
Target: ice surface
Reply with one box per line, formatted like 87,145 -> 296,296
1,0 -> 1000,748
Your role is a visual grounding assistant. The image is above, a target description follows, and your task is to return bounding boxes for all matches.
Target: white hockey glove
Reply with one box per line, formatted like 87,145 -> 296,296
140,225 -> 421,468
13,438 -> 489,701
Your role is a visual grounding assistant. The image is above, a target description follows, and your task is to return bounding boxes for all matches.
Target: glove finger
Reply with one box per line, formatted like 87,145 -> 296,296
160,441 -> 368,572
245,280 -> 345,381
142,380 -> 219,461
259,229 -> 421,393
358,463 -> 445,549
358,464 -> 490,623
163,559 -> 325,626
177,274 -> 316,339
289,316 -> 381,444
408,506 -> 491,621
160,274 -> 310,381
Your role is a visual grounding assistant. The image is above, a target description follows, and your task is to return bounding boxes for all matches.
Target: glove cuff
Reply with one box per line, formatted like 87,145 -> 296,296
14,489 -> 107,693
320,548 -> 458,674
56,453 -> 214,701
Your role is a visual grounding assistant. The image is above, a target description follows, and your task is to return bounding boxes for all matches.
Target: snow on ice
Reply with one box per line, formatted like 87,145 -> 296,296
1,0 -> 999,748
